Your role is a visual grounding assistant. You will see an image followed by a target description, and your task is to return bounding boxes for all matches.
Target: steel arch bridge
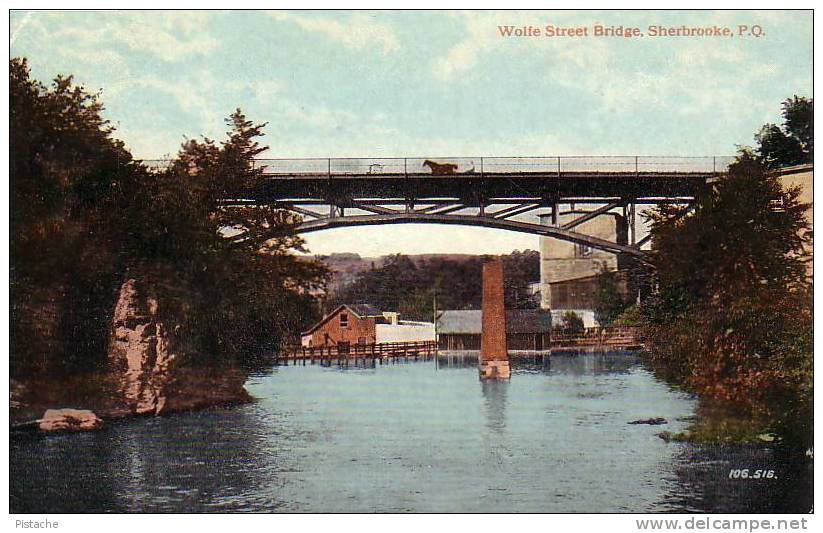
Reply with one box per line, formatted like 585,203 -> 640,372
147,155 -> 733,258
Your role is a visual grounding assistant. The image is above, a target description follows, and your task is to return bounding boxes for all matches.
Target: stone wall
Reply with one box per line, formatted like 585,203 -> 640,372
778,165 -> 813,279
549,271 -> 630,310
539,212 -> 627,309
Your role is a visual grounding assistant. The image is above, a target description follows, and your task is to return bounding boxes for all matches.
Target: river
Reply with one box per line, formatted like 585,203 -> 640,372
9,352 -> 812,513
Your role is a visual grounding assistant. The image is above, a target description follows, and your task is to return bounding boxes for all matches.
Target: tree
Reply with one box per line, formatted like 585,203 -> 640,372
153,109 -> 329,360
754,96 -> 813,168
330,251 -> 541,320
647,153 -> 809,308
501,249 -> 541,309
10,58 -> 328,376
641,147 -> 812,443
10,58 -> 136,374
593,263 -> 630,327
558,311 -> 584,334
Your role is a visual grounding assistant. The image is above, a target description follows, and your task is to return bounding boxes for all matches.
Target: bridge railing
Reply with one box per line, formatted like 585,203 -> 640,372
135,156 -> 736,177
259,156 -> 737,176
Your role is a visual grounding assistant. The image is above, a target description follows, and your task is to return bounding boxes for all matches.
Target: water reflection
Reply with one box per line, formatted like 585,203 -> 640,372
547,351 -> 639,376
435,351 -> 634,375
436,353 -> 479,368
436,352 -> 551,371
10,352 -> 810,513
11,406 -> 281,513
661,443 -> 813,513
480,380 -> 509,433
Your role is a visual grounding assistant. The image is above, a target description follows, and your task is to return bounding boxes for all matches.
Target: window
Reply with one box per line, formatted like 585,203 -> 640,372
769,195 -> 787,212
339,313 -> 348,328
575,243 -> 593,258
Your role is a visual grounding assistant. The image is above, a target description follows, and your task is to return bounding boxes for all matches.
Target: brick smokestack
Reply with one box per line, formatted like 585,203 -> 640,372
480,258 -> 511,378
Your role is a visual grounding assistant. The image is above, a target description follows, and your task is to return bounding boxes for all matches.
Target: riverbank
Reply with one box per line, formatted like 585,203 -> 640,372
10,354 -> 812,513
636,340 -> 813,452
10,365 -> 253,432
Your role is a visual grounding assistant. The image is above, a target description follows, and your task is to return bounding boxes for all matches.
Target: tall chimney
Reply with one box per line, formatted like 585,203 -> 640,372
480,258 -> 511,379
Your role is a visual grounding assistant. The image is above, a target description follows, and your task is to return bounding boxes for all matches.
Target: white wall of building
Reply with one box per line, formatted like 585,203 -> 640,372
376,322 -> 436,343
550,309 -> 600,328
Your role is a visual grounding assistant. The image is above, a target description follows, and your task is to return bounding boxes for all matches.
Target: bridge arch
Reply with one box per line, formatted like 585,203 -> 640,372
295,212 -> 646,258
204,154 -> 729,262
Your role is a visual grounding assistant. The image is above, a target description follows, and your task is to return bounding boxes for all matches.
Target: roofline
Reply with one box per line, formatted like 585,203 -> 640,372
301,304 -> 382,336
774,163 -> 813,176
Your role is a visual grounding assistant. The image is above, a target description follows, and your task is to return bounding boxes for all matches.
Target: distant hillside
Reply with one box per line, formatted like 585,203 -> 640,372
315,251 -> 541,320
315,253 -> 487,295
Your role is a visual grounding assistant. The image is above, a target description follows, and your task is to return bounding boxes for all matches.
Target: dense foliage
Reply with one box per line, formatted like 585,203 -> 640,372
330,250 -> 540,321
141,110 -> 328,364
638,97 -> 813,445
557,311 -> 584,334
10,58 -> 327,376
755,96 -> 813,169
593,263 -> 632,327
10,57 -> 134,374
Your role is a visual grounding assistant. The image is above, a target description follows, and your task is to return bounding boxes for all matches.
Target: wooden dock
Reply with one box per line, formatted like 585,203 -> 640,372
548,326 -> 643,351
279,340 -> 438,364
278,327 -> 642,366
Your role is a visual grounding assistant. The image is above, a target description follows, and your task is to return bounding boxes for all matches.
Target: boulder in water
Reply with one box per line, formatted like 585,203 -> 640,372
39,409 -> 103,432
629,417 -> 668,425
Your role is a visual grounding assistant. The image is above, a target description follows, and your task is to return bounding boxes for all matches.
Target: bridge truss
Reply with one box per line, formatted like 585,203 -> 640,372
147,156 -> 733,259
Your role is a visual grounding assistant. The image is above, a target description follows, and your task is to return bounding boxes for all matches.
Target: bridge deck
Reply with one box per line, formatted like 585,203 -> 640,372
141,155 -> 733,205
246,157 -> 732,204
252,172 -> 714,205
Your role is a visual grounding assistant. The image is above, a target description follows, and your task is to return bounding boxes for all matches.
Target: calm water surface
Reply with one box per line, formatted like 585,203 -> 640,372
10,353 -> 812,512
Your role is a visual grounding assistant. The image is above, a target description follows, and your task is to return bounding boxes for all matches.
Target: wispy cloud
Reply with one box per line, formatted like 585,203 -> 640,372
268,11 -> 400,55
16,11 -> 219,63
114,12 -> 219,62
10,9 -> 810,161
432,12 -> 496,80
10,11 -> 35,47
433,11 -> 615,81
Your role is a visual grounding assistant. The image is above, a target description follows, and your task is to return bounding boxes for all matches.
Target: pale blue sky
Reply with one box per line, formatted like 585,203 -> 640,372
10,10 -> 812,255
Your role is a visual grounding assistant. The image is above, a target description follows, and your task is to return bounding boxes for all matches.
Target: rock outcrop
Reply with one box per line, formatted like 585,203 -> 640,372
107,278 -> 251,416
39,409 -> 103,432
629,417 -> 668,425
108,279 -> 176,414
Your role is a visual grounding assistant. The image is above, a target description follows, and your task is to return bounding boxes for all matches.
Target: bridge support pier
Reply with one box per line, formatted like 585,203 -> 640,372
479,258 -> 511,380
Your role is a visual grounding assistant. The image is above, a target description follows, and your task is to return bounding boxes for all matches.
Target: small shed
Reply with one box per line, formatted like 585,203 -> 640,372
436,309 -> 552,351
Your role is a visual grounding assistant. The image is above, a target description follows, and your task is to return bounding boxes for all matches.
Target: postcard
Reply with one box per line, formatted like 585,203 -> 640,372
8,8 -> 814,518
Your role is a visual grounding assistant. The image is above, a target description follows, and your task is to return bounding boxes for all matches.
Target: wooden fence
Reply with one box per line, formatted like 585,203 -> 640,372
549,326 -> 643,349
281,340 -> 438,361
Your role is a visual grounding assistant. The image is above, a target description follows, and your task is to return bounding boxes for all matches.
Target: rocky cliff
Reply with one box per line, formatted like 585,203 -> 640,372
107,278 -> 251,416
11,277 -> 253,431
